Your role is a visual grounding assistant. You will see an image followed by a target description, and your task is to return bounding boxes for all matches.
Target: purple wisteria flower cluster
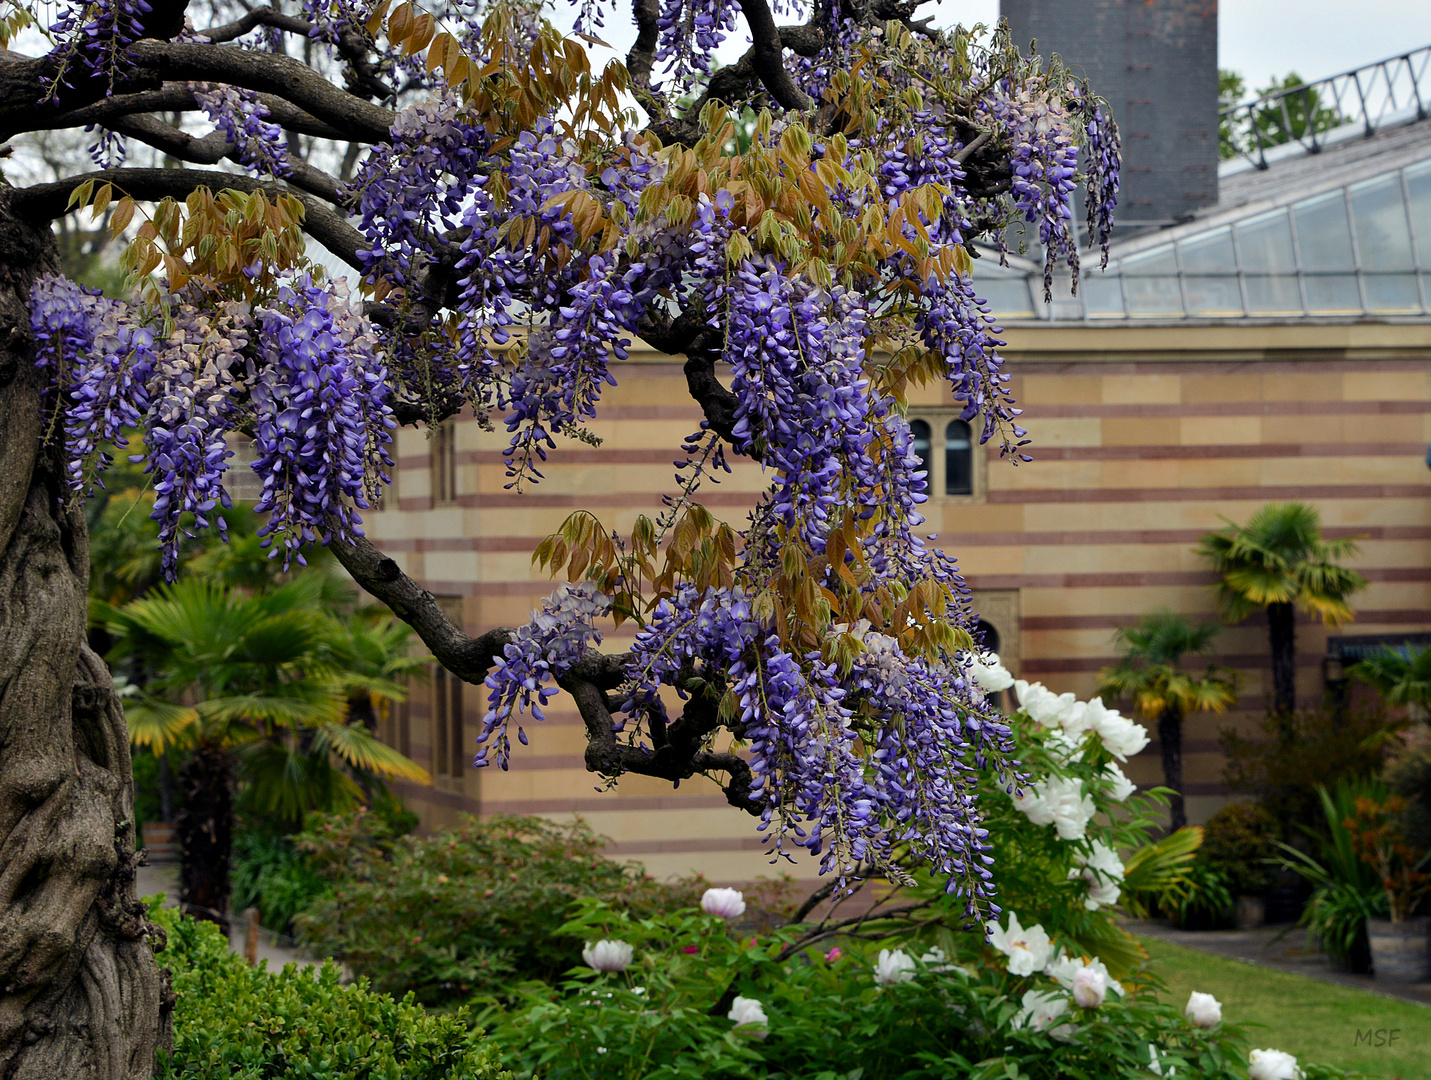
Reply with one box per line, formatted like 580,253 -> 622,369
30,273 -> 390,576
193,83 -> 292,177
43,0 -> 151,101
478,581 -> 613,770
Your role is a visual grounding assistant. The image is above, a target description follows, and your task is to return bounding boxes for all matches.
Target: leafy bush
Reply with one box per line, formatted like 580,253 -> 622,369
1167,859 -> 1236,930
1221,703 -> 1393,834
1201,802 -> 1280,897
482,897 -> 1352,1080
229,826 -> 331,935
1384,726 -> 1431,850
293,809 -> 703,1005
148,900 -> 511,1080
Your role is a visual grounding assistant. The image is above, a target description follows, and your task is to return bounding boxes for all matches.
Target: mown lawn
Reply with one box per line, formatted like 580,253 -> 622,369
1137,937 -> 1431,1080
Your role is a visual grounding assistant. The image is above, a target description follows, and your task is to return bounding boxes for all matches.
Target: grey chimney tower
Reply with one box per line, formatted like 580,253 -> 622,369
1001,0 -> 1219,228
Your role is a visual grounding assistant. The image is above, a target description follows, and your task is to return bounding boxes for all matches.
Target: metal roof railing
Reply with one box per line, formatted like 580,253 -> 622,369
1221,45 -> 1431,170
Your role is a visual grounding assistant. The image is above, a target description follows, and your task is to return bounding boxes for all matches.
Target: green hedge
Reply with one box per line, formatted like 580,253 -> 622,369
148,901 -> 510,1080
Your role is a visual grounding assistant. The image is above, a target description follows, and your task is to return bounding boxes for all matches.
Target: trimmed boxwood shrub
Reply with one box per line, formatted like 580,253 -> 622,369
148,901 -> 510,1080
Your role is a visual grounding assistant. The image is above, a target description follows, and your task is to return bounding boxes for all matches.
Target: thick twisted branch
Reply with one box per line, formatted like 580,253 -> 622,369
128,41 -> 395,143
109,116 -> 347,205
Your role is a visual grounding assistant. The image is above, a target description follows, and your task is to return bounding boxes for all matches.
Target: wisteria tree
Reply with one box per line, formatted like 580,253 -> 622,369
0,0 -> 1118,1074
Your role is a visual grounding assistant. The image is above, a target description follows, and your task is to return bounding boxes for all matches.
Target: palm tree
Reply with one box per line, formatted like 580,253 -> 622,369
1349,643 -> 1431,714
103,576 -> 429,924
1099,611 -> 1238,831
1197,502 -> 1365,716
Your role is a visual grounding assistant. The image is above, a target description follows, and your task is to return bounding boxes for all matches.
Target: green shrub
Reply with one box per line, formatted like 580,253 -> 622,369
1384,726 -> 1431,850
1201,802 -> 1279,897
483,897 -> 1353,1080
292,809 -> 703,1006
1220,703 -> 1392,834
148,901 -> 510,1080
229,826 -> 332,934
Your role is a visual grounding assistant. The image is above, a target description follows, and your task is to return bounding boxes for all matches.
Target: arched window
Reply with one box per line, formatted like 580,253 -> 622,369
976,619 -> 1000,656
945,419 -> 973,496
910,419 -> 931,482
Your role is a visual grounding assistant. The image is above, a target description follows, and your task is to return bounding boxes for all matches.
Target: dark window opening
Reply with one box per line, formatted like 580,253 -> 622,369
431,422 -> 457,505
432,666 -> 465,779
945,419 -> 972,496
976,619 -> 1000,656
910,419 -> 931,483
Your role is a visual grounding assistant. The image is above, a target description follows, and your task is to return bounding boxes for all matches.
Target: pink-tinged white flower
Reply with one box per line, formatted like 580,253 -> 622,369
1015,680 -> 1078,729
1041,776 -> 1096,841
874,948 -> 917,986
1011,989 -> 1073,1039
581,939 -> 633,973
1069,840 -> 1126,910
701,887 -> 746,919
1185,991 -> 1222,1028
1071,965 -> 1107,1008
1102,761 -> 1137,801
1249,1049 -> 1300,1080
986,911 -> 1053,976
1045,952 -> 1124,997
727,996 -> 768,1036
968,651 -> 1015,693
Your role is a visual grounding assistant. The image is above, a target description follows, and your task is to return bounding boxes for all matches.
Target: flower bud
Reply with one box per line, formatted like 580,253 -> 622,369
1072,966 -> 1106,1008
701,887 -> 747,919
1184,991 -> 1222,1028
581,939 -> 633,973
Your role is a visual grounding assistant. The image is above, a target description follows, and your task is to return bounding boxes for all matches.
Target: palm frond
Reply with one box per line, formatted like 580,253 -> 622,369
313,722 -> 432,783
124,697 -> 200,754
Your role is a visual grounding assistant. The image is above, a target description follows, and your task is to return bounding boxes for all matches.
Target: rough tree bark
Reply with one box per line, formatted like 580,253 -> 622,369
175,747 -> 234,928
1267,600 -> 1297,719
0,192 -> 170,1079
1157,704 -> 1185,832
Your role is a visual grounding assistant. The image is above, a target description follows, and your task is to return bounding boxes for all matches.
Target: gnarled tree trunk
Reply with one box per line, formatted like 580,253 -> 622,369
0,195 -> 170,1078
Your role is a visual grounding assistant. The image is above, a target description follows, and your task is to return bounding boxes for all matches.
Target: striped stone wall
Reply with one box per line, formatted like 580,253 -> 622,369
365,319 -> 1431,881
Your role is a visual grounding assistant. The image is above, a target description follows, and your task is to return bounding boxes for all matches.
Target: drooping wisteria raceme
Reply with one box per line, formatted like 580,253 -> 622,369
27,0 -> 1120,905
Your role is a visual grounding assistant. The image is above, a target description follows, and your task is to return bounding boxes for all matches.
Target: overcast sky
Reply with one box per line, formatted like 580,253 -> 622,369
558,1 -> 1431,96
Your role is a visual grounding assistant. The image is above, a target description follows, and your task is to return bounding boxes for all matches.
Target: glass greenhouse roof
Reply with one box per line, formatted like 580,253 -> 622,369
980,47 -> 1431,324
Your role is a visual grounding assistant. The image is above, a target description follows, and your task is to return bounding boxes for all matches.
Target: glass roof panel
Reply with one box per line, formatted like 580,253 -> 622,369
1407,161 -> 1431,265
1349,175 -> 1415,270
1293,191 -> 1356,270
1121,247 -> 1182,316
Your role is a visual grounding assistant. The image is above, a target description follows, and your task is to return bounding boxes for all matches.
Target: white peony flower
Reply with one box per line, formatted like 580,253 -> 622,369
727,996 -> 769,1036
1062,699 -> 1097,738
701,887 -> 747,919
1249,1049 -> 1300,1080
1045,728 -> 1086,765
581,939 -> 633,973
874,948 -> 917,986
1071,965 -> 1107,1008
1069,840 -> 1126,910
1091,706 -> 1151,761
1102,762 -> 1137,801
1011,783 -> 1055,826
986,912 -> 1053,976
969,651 -> 1015,693
1045,951 -> 1125,997
1184,991 -> 1222,1028
1041,776 -> 1096,841
1015,680 -> 1079,729
1012,989 -> 1073,1039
